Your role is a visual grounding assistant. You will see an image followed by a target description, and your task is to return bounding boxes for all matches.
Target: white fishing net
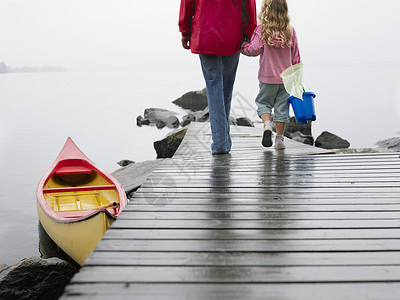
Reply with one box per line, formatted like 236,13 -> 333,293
280,63 -> 304,99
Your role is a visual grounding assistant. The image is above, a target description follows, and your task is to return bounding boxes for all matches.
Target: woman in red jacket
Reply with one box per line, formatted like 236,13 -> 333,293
179,0 -> 257,155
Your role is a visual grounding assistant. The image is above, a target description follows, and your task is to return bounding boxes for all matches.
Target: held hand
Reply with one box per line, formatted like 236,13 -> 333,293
181,36 -> 190,50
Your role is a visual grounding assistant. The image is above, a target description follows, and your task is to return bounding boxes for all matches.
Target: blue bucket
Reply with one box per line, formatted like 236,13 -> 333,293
303,92 -> 316,121
288,92 -> 316,124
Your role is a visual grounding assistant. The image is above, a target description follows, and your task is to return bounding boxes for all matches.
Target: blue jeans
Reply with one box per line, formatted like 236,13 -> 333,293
199,52 -> 240,154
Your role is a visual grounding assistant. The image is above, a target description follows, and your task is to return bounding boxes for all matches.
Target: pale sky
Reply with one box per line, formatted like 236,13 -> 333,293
1,0 -> 400,69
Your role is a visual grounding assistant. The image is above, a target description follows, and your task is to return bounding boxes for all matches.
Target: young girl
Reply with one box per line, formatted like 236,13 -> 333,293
241,0 -> 301,149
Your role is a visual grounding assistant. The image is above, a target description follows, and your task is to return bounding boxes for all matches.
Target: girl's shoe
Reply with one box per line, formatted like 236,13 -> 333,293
262,122 -> 273,147
274,136 -> 285,150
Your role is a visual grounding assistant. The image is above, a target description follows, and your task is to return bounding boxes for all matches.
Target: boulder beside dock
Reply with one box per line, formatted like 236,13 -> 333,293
0,257 -> 78,300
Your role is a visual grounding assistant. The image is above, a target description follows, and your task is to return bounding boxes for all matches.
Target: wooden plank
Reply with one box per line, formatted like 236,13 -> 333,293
156,158 -> 400,167
148,172 -> 400,179
112,219 -> 400,229
147,171 -> 400,179
129,196 -> 400,207
116,211 -> 400,220
155,161 -> 400,169
102,228 -> 400,240
169,151 -> 400,158
136,187 -> 400,194
61,283 -> 400,300
123,204 -> 400,212
129,194 -> 400,203
152,161 -> 400,171
155,158 -> 400,166
171,150 -> 400,157
141,174 -> 400,185
158,155 -> 400,161
151,165 -> 400,173
94,239 -> 400,252
70,266 -> 400,283
158,161 -> 400,170
139,182 -> 400,189
84,251 -> 400,266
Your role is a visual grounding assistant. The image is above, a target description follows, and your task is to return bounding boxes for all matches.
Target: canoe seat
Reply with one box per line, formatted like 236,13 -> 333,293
43,185 -> 116,194
56,166 -> 92,175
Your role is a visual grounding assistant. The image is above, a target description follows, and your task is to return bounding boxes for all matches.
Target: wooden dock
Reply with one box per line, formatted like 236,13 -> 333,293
61,122 -> 400,299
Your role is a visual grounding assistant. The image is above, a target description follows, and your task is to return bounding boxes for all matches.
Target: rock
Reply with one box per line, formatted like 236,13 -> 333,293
193,107 -> 209,122
376,137 -> 400,151
180,113 -> 196,127
315,131 -> 350,149
117,160 -> 135,167
285,116 -> 312,136
236,117 -> 254,127
0,264 -> 7,271
0,257 -> 78,300
165,117 -> 180,128
153,127 -> 188,158
143,108 -> 180,129
136,115 -> 150,127
333,148 -> 396,154
172,88 -> 208,111
287,131 -> 314,145
112,160 -> 162,195
156,120 -> 166,129
144,108 -> 179,118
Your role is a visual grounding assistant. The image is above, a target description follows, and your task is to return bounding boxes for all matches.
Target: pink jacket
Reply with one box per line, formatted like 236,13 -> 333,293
179,0 -> 257,56
241,25 -> 301,84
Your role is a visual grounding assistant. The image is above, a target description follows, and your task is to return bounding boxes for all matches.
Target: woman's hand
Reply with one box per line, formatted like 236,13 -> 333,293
181,36 -> 190,50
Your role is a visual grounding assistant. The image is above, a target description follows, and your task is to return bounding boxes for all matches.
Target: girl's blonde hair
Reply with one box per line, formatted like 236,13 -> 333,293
259,0 -> 292,48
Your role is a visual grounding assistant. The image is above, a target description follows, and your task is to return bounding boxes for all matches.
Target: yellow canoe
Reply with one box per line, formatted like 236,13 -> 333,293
36,138 -> 127,266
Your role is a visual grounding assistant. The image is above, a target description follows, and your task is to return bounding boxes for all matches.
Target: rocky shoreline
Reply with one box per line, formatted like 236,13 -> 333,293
2,89 -> 398,300
137,88 -> 353,158
138,88 -> 400,157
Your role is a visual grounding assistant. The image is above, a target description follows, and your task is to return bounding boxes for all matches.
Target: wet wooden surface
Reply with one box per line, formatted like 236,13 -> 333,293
61,122 -> 400,299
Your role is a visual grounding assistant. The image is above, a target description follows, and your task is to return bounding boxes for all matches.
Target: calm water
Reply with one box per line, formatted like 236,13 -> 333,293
1,64 -> 399,265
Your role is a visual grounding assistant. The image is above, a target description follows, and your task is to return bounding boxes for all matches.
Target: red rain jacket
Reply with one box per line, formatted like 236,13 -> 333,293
179,0 -> 257,56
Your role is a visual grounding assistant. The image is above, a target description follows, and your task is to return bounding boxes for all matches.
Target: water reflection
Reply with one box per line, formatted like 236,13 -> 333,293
208,154 -> 251,231
290,155 -> 317,197
203,154 -> 248,280
258,151 -> 293,229
199,150 -> 320,281
291,155 -> 317,174
209,153 -> 232,207
259,151 -> 290,197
